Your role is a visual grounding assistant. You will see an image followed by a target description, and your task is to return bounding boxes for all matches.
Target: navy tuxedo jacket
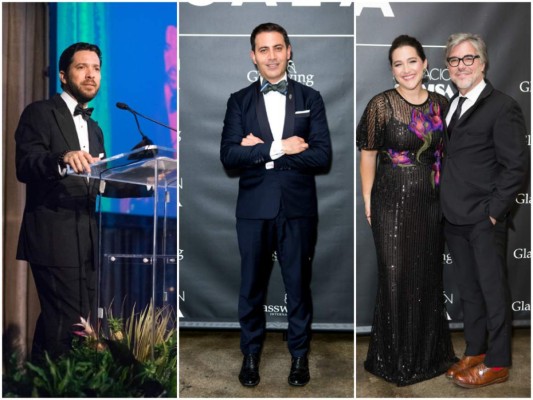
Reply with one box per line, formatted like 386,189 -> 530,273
220,79 -> 331,219
440,81 -> 529,225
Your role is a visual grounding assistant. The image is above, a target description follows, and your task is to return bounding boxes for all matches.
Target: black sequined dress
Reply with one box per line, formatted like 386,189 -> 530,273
357,89 -> 456,386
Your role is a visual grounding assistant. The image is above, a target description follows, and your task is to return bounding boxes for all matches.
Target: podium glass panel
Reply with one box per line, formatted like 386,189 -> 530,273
67,145 -> 177,357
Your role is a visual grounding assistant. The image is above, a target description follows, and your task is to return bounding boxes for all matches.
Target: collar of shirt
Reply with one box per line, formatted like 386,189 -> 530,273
461,79 -> 486,105
60,91 -> 80,116
447,79 -> 487,123
260,73 -> 288,89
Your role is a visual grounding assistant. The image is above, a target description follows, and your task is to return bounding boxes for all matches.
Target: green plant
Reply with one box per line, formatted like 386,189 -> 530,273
2,302 -> 177,397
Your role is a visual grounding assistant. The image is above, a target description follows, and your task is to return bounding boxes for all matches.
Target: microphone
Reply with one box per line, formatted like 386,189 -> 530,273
116,102 -> 177,132
116,102 -> 157,159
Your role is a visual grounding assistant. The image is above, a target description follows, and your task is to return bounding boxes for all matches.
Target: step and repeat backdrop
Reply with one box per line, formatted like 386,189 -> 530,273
356,2 -> 531,333
179,2 -> 354,330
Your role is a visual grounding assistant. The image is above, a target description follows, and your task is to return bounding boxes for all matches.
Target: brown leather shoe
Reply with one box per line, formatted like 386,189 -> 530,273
446,354 -> 485,379
453,363 -> 509,388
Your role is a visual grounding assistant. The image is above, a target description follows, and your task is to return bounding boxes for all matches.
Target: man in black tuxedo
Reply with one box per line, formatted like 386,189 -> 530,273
440,33 -> 528,388
15,42 -> 142,361
220,23 -> 331,387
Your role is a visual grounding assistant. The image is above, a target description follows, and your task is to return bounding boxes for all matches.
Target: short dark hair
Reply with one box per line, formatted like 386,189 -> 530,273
388,35 -> 426,65
59,42 -> 102,74
250,22 -> 291,51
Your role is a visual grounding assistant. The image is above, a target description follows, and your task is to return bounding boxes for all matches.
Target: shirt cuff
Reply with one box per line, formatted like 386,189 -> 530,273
58,164 -> 67,177
269,140 -> 285,160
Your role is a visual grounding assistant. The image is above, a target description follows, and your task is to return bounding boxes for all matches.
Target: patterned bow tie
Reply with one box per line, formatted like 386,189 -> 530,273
261,80 -> 288,95
74,104 -> 94,121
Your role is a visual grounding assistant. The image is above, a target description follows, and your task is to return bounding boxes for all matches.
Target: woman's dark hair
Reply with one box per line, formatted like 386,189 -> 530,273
388,35 -> 426,65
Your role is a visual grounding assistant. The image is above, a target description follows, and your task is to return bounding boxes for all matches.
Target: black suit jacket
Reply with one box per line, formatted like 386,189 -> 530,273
15,94 -> 106,267
440,81 -> 529,225
220,79 -> 331,219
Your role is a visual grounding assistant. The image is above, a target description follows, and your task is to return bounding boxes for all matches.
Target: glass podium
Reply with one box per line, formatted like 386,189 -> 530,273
67,145 -> 177,357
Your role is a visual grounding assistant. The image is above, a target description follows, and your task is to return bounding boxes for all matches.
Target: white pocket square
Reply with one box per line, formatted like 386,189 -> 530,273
295,110 -> 310,115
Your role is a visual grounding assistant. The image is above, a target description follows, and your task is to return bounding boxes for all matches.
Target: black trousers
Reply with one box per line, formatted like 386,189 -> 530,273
30,261 -> 96,361
444,217 -> 512,367
236,212 -> 317,358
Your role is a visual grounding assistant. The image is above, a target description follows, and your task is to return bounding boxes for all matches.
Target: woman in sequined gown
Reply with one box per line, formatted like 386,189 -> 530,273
357,35 -> 456,386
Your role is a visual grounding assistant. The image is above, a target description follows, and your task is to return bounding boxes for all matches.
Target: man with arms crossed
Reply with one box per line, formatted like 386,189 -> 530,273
220,22 -> 331,387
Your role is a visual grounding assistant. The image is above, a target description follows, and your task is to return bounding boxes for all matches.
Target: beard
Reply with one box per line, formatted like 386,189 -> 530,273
63,79 -> 99,105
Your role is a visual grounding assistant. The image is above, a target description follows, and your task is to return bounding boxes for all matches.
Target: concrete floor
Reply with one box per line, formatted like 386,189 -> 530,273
357,328 -> 531,398
179,330 -> 354,398
179,328 -> 530,398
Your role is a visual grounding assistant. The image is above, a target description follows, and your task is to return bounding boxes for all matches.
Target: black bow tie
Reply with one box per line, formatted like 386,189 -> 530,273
261,80 -> 288,95
74,104 -> 94,121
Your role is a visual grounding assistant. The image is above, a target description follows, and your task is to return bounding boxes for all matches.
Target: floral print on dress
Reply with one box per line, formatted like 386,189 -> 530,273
408,101 -> 442,163
384,149 -> 413,167
431,140 -> 443,188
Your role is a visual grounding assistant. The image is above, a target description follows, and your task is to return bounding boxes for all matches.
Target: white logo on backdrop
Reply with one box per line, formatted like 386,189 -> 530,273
178,177 -> 183,207
288,60 -> 315,87
178,248 -> 184,317
512,301 -> 531,311
424,68 -> 455,99
247,60 -> 315,87
264,293 -> 288,317
443,253 -> 453,265
513,248 -> 531,259
516,193 -> 532,204
355,1 -> 394,17
189,0 -> 352,6
443,291 -> 453,320
520,81 -> 530,93
179,290 -> 185,318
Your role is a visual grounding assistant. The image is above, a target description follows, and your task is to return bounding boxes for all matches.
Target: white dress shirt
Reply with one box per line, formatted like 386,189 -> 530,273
261,74 -> 287,169
61,91 -> 90,153
446,79 -> 487,124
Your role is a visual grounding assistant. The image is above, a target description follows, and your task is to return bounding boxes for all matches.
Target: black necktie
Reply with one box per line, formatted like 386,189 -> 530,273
448,96 -> 466,136
74,104 -> 94,121
260,80 -> 288,95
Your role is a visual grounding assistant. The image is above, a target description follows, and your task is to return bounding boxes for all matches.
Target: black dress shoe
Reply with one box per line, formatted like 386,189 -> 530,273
288,356 -> 310,386
239,354 -> 260,387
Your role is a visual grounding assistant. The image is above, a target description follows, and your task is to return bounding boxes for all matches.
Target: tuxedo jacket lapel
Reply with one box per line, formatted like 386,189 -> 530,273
255,82 -> 274,142
459,83 -> 493,125
447,82 -> 495,140
282,80 -> 295,139
88,119 -> 105,157
51,94 -> 81,151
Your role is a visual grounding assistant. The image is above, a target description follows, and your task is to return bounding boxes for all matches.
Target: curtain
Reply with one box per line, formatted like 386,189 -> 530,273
2,2 -> 48,360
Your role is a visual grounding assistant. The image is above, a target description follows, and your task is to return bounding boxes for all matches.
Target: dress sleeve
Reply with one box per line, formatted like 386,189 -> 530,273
356,93 -> 388,151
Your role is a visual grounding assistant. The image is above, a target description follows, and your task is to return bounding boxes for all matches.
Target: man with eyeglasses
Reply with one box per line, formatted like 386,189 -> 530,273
440,33 -> 528,389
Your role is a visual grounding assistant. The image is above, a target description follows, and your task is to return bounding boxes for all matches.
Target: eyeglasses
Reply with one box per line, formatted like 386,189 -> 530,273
446,54 -> 481,67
